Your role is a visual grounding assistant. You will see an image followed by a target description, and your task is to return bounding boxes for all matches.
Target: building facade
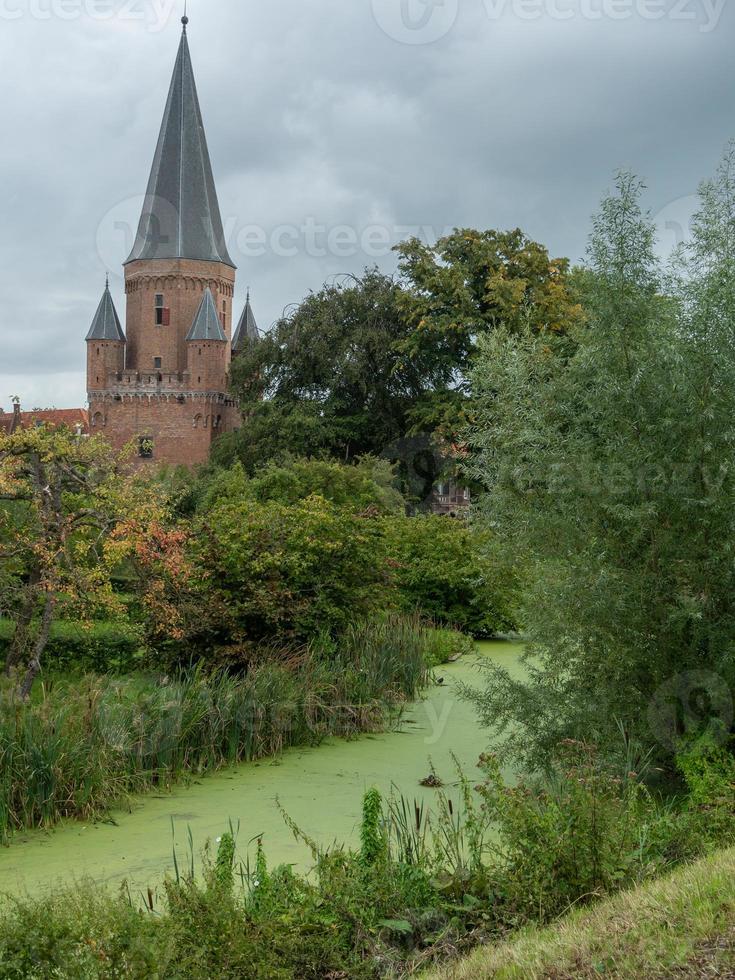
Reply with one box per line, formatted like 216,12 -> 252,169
85,18 -> 258,467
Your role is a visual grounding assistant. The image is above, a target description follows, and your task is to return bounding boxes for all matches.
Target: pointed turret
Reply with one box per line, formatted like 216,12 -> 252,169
86,279 -> 126,342
232,290 -> 260,354
86,279 -> 126,391
186,287 -> 227,342
125,22 -> 234,267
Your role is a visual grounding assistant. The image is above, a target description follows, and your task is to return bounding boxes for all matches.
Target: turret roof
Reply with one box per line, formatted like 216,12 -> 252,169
186,287 -> 227,342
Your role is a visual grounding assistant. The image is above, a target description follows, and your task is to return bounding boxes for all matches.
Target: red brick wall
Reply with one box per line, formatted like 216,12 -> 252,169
124,258 -> 235,376
87,340 -> 125,391
87,257 -> 240,470
187,341 -> 229,391
89,393 -> 241,468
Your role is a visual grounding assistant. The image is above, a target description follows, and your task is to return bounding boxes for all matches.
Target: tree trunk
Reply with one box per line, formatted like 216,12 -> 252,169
18,591 -> 54,701
4,565 -> 41,676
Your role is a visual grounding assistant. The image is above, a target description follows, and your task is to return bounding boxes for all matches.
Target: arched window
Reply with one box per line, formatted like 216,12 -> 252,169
193,414 -> 203,429
92,412 -> 104,428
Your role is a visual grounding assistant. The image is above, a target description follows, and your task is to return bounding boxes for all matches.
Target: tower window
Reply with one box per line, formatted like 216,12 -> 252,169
138,436 -> 154,459
153,357 -> 162,369
154,294 -> 170,326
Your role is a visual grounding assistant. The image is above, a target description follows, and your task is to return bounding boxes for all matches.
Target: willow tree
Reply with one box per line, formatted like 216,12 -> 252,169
466,152 -> 735,770
0,426 -> 182,697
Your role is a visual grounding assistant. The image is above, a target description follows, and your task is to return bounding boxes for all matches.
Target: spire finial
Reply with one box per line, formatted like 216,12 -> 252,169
105,272 -> 109,290
246,286 -> 250,304
182,0 -> 188,29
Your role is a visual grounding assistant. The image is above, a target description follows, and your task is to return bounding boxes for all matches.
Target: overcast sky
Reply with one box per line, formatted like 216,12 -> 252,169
0,0 -> 732,410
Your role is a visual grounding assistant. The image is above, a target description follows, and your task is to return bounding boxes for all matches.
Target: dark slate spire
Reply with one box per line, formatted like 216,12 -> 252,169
232,289 -> 260,352
86,280 -> 126,342
125,23 -> 234,267
186,287 -> 227,342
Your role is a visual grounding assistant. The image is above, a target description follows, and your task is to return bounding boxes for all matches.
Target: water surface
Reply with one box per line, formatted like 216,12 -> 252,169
0,641 -> 522,897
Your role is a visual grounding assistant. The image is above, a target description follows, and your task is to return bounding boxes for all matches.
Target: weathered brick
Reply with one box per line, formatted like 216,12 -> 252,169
87,257 -> 241,468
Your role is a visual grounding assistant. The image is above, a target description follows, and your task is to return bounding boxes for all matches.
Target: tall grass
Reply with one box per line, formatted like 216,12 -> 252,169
0,615 -> 431,841
0,761 -> 732,978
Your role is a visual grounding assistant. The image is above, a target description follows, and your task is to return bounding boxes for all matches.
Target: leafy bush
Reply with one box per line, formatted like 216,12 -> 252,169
465,154 -> 735,769
380,515 -> 517,636
422,627 -> 475,667
475,744 -> 663,923
187,494 -> 390,648
676,738 -> 735,845
0,618 -> 145,674
198,457 -> 405,514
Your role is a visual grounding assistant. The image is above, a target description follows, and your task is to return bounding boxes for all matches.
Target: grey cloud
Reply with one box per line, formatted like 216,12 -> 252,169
0,0 -> 733,408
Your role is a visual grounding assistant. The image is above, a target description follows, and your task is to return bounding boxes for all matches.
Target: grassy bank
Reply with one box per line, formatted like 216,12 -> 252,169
425,847 -> 735,979
0,615 -> 435,842
0,786 -> 732,979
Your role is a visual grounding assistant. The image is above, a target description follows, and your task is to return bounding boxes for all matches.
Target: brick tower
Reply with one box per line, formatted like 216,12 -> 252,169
86,17 -> 257,467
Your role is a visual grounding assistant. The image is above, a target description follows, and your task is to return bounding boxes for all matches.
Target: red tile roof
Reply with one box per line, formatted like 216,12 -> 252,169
0,408 -> 89,436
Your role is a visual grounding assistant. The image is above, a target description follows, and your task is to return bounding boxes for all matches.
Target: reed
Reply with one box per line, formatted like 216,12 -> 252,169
0,615 -> 431,841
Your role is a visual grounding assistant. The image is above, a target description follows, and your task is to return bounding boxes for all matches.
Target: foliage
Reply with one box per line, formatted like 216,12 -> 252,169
422,627 -> 476,668
380,514 -> 518,636
223,268 -> 430,468
0,618 -> 145,674
197,456 -> 405,515
2,745 -> 733,978
185,493 -> 390,650
464,154 -> 735,770
0,426 -> 185,696
395,228 -> 584,438
676,737 -> 735,845
0,614 -> 429,841
220,243 -> 580,476
425,847 -> 735,980
177,473 -> 510,654
476,743 -> 662,924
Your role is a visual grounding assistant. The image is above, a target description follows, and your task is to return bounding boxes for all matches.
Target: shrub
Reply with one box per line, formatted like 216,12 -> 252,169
198,457 -> 405,515
0,618 -> 145,675
422,627 -> 475,667
187,494 -> 391,648
676,738 -> 735,845
380,515 -> 517,636
0,759 -> 733,978
464,156 -> 735,770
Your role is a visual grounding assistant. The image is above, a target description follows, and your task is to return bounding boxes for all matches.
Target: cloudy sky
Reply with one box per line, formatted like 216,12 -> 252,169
0,0 -> 732,410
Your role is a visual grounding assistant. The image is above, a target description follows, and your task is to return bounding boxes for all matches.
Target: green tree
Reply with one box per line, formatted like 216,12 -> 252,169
0,427 -> 180,696
380,515 -> 516,636
395,228 -> 584,436
188,494 -> 389,648
198,457 -> 405,515
464,159 -> 735,770
222,269 -> 429,468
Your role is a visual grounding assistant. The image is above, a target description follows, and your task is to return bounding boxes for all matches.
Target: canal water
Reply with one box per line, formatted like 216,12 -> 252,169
0,641 -> 522,897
